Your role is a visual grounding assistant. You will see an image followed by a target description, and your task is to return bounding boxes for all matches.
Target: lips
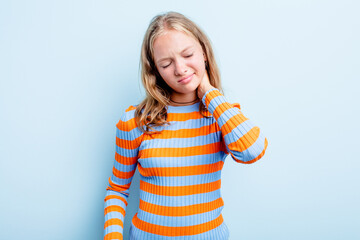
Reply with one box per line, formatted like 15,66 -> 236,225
178,73 -> 194,82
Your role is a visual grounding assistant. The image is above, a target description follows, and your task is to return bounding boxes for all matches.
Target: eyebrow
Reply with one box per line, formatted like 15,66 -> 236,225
157,46 -> 194,64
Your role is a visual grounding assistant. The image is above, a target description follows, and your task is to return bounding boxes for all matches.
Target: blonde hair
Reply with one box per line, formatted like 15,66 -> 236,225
135,11 -> 225,135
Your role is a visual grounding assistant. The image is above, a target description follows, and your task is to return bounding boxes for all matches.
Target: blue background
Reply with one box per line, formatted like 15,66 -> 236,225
1,0 -> 359,239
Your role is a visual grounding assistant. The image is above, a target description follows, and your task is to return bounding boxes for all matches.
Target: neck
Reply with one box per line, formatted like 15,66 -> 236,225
169,92 -> 200,106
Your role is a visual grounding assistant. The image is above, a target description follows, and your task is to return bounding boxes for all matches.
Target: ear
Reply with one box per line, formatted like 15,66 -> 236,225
203,52 -> 207,61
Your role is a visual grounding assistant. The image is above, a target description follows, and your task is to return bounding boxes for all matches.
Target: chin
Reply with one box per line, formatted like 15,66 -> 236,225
183,81 -> 200,92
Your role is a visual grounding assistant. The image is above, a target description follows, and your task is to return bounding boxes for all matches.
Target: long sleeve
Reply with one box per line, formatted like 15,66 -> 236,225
103,105 -> 143,240
202,88 -> 268,164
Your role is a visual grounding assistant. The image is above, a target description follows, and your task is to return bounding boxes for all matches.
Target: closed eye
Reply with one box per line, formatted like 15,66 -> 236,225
162,63 -> 170,69
161,53 -> 193,69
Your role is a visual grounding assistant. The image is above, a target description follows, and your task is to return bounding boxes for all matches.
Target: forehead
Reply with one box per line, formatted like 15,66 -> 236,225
153,30 -> 200,60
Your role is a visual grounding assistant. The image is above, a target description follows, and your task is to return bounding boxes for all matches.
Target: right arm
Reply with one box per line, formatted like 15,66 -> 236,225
103,105 -> 143,240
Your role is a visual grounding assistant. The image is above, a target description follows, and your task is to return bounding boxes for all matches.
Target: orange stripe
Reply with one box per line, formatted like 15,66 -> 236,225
115,107 -> 143,151
203,89 -> 242,119
126,105 -> 136,112
138,161 -> 224,177
106,177 -> 131,193
116,117 -> 138,132
104,205 -> 125,217
140,179 -> 221,196
233,137 -> 268,164
204,88 -> 220,108
104,231 -> 123,240
139,198 -> 224,217
219,113 -> 249,136
115,152 -> 137,165
167,111 -> 203,122
223,113 -> 249,134
140,142 -> 224,158
143,122 -> 220,139
104,218 -> 123,229
116,135 -> 142,150
112,166 -> 136,179
231,102 -> 241,109
212,102 -> 238,121
132,212 -> 224,236
104,194 -> 127,206
228,126 -> 260,152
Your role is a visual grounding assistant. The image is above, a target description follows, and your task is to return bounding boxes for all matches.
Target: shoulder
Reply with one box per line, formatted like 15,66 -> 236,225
116,104 -> 140,131
231,102 -> 241,110
123,104 -> 138,118
115,104 -> 144,144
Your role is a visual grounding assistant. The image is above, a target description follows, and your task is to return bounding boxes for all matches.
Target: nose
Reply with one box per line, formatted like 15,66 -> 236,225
174,59 -> 187,76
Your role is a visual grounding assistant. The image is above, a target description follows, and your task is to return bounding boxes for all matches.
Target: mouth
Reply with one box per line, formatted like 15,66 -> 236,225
178,73 -> 194,83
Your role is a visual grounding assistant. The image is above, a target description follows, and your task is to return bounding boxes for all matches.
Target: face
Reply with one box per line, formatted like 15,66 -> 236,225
153,29 -> 207,98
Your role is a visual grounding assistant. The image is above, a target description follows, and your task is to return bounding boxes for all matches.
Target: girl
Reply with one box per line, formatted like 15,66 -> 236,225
104,11 -> 268,240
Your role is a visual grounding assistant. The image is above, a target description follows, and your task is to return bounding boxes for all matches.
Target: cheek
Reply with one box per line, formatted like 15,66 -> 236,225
161,70 -> 172,81
157,69 -> 175,87
191,56 -> 206,72
192,59 -> 206,77
156,67 -> 168,79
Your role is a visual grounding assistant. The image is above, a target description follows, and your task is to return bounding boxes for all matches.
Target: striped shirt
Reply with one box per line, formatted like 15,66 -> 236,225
104,88 -> 268,240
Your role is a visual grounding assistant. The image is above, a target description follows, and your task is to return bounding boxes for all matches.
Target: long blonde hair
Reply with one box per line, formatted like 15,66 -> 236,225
135,11 -> 225,135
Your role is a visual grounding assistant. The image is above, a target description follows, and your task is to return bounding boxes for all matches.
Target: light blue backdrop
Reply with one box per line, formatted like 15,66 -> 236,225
1,0 -> 359,239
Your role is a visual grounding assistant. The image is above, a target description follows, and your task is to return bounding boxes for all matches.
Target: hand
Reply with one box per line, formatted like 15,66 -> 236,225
197,71 -> 215,100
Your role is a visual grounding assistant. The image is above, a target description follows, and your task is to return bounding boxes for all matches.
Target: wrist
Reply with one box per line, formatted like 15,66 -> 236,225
201,87 -> 218,107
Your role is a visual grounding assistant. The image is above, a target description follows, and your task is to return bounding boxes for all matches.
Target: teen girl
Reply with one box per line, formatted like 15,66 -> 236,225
104,11 -> 268,240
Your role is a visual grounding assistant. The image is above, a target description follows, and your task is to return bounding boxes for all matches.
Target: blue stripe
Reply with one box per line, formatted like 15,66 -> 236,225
217,107 -> 242,129
115,145 -> 139,157
166,102 -> 200,113
113,161 -> 137,172
116,126 -> 143,141
130,220 -> 229,240
147,117 -> 215,132
105,189 -> 129,199
207,94 -> 229,114
104,224 -> 123,235
140,170 -> 222,187
121,108 -> 136,122
201,88 -> 218,107
139,152 -> 226,168
104,211 -> 125,222
228,132 -> 266,162
222,119 -> 255,143
110,174 -> 133,185
139,189 -> 222,207
104,198 -> 127,210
